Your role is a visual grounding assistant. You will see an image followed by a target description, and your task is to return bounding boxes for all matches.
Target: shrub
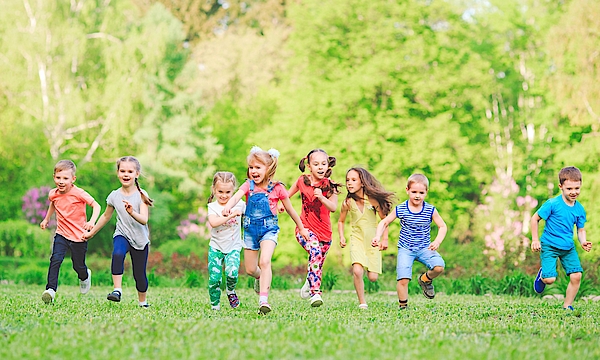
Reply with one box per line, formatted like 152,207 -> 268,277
322,272 -> 339,291
22,186 -> 54,228
0,220 -> 51,258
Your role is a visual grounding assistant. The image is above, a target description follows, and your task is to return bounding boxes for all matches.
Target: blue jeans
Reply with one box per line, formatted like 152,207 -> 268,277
396,246 -> 445,280
111,235 -> 149,293
243,181 -> 279,250
46,234 -> 89,291
540,243 -> 582,278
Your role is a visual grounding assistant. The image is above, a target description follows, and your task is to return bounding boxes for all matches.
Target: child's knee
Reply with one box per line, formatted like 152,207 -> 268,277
367,272 -> 379,282
258,258 -> 271,270
542,277 -> 556,285
570,272 -> 582,283
352,264 -> 364,277
432,266 -> 444,274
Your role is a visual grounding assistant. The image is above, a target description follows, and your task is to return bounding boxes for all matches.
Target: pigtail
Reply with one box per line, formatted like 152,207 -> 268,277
135,178 -> 154,206
298,157 -> 307,172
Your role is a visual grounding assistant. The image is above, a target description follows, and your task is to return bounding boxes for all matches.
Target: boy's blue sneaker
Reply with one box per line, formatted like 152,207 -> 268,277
533,268 -> 546,294
564,306 -> 574,311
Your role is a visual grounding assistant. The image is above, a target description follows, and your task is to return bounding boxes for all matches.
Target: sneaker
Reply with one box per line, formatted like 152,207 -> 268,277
253,278 -> 260,294
139,304 -> 151,308
107,290 -> 121,302
42,289 -> 56,304
399,305 -> 408,310
564,305 -> 574,311
211,304 -> 221,311
258,302 -> 272,315
418,273 -> 435,299
310,294 -> 323,307
534,268 -> 546,294
300,279 -> 310,299
358,303 -> 368,310
227,293 -> 240,308
80,269 -> 92,294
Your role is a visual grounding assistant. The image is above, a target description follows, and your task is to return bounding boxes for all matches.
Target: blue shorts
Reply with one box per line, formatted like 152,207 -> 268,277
540,243 -> 582,278
396,246 -> 445,280
243,216 -> 279,251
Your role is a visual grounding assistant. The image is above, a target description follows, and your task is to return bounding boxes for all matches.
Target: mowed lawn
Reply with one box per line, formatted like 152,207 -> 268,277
1,284 -> 599,360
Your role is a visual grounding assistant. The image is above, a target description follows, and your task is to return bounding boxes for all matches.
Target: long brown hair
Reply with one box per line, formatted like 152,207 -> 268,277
345,167 -> 395,215
117,156 -> 154,206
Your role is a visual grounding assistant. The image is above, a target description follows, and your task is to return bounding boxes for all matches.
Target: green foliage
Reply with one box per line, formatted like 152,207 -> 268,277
322,272 -> 339,291
0,220 -> 51,258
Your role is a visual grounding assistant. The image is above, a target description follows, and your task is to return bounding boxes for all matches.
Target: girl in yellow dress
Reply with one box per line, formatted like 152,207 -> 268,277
338,167 -> 395,309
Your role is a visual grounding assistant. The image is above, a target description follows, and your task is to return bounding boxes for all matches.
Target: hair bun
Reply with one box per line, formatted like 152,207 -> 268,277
267,148 -> 280,159
250,146 -> 263,154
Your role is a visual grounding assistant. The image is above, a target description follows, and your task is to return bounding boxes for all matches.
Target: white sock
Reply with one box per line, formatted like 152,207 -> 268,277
139,300 -> 147,306
114,288 -> 122,294
259,295 -> 268,304
226,289 -> 235,295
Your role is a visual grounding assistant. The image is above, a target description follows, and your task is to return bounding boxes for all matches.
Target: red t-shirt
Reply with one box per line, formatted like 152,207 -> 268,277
295,176 -> 333,242
240,181 -> 289,216
49,185 -> 96,242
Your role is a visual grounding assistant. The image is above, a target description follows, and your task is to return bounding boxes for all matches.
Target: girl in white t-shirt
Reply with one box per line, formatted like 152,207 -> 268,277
206,172 -> 246,310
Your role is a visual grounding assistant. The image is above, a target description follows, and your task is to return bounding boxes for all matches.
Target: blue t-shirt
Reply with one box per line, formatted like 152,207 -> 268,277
395,200 -> 436,251
537,195 -> 586,250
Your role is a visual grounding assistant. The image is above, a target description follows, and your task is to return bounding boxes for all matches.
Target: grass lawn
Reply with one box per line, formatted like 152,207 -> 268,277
1,284 -> 599,359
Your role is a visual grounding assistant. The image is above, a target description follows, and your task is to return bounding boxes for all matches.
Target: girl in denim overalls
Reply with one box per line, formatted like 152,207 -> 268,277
223,146 -> 309,315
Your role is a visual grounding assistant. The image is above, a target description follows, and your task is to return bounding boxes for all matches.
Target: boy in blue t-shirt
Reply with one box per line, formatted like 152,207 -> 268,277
531,166 -> 591,310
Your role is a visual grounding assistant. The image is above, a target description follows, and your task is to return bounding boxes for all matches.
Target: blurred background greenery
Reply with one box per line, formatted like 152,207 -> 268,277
1,0 -> 599,291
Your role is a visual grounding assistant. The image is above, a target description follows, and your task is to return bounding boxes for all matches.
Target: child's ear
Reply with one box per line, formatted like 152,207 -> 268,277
73,175 -> 77,183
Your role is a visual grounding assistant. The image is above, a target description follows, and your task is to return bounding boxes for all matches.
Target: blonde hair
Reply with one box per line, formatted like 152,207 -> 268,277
116,156 -> 154,206
246,147 -> 279,186
54,160 -> 76,176
407,174 -> 429,191
558,166 -> 582,185
208,172 -> 237,203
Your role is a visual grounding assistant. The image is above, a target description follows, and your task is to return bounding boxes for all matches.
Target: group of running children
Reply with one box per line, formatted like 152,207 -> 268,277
39,147 -> 590,314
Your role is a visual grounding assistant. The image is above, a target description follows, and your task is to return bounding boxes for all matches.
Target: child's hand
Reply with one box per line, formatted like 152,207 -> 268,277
531,240 -> 541,252
123,200 -> 134,215
230,209 -> 242,217
222,206 -> 232,216
379,238 -> 388,251
313,188 -> 323,199
81,231 -> 93,241
83,221 -> 95,231
40,219 -> 48,230
428,240 -> 441,251
340,236 -> 347,248
371,237 -> 380,248
277,202 -> 285,213
299,228 -> 310,241
582,241 -> 592,252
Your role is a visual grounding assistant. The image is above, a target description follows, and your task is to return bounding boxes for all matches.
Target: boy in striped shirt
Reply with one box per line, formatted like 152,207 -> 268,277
372,174 -> 447,309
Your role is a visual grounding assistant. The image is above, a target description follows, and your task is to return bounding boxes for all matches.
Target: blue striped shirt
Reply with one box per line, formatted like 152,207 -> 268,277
396,200 -> 436,251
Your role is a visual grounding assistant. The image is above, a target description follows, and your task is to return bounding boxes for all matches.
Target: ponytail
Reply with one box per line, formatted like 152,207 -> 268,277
135,178 -> 154,206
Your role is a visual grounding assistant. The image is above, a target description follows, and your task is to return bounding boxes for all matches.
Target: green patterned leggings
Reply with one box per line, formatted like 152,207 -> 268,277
208,247 -> 241,306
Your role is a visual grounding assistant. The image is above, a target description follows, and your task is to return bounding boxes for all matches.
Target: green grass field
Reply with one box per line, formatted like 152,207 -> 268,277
1,284 -> 599,359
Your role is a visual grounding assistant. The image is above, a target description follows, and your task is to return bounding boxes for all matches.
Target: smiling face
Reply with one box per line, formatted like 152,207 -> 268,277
559,179 -> 581,205
346,170 -> 363,195
117,161 -> 140,188
53,170 -> 76,194
406,182 -> 428,208
308,152 -> 329,181
248,160 -> 268,186
213,181 -> 235,206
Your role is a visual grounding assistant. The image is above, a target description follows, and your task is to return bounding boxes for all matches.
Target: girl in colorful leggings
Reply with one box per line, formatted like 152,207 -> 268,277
287,149 -> 340,307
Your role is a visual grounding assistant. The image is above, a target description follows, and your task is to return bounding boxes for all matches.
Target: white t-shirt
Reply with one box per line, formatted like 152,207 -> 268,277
207,200 -> 245,253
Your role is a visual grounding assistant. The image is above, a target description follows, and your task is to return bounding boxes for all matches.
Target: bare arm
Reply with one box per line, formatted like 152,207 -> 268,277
428,209 -> 447,251
40,202 -> 55,230
83,201 -> 102,230
288,182 -> 299,198
83,205 -> 115,240
281,197 -> 309,240
530,212 -> 542,252
315,189 -> 337,212
578,228 -> 591,252
372,211 -> 397,247
338,199 -> 349,248
124,200 -> 148,225
222,189 -> 245,216
208,208 -> 242,228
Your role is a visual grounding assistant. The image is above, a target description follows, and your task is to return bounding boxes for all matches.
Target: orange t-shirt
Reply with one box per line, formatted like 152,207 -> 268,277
49,185 -> 96,242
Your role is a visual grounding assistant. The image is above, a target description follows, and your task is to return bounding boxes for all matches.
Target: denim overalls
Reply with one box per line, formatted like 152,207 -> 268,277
243,180 -> 280,250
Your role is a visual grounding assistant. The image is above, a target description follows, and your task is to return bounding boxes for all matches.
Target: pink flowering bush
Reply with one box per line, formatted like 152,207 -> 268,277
22,186 -> 55,228
176,208 -> 210,240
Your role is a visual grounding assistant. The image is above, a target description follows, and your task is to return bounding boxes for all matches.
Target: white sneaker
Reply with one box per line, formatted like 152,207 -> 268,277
300,279 -> 310,299
358,303 -> 368,310
42,289 -> 56,304
310,294 -> 323,307
80,269 -> 91,294
211,304 -> 221,311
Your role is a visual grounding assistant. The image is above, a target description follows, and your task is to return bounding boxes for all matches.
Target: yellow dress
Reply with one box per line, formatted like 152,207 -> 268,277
349,196 -> 382,274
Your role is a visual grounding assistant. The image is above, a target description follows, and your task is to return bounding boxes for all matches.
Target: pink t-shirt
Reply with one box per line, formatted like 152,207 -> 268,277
240,181 -> 289,215
49,185 -> 96,242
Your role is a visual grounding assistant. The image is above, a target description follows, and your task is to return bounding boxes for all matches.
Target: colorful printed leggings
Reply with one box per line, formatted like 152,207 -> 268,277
208,247 -> 241,306
296,231 -> 331,296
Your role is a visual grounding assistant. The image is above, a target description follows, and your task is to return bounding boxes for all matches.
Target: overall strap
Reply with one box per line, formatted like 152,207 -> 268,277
248,179 -> 255,194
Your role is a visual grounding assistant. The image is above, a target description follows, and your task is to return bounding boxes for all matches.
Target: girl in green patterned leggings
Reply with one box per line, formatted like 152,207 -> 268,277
206,172 -> 246,310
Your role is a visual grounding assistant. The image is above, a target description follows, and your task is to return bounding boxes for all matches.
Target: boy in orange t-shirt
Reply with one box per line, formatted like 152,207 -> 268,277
40,160 -> 101,304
